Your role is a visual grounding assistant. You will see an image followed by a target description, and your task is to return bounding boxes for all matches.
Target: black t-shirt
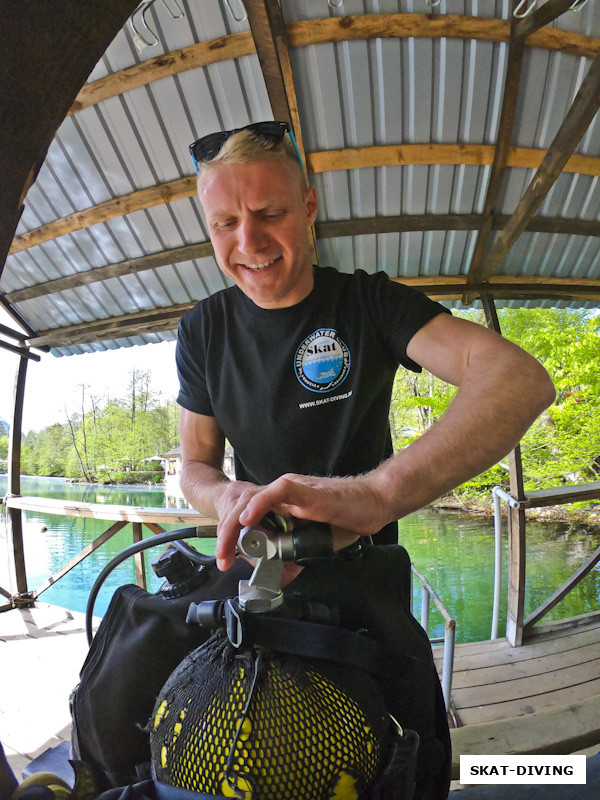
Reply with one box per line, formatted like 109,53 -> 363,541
177,267 -> 449,496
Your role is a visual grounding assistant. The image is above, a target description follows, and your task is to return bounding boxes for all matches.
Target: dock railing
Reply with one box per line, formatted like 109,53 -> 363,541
411,565 -> 455,710
0,494 -> 216,612
491,481 -> 600,642
3,495 -> 457,709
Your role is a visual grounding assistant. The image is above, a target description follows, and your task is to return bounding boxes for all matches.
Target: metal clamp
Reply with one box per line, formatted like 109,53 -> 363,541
236,518 -> 334,613
237,525 -> 286,613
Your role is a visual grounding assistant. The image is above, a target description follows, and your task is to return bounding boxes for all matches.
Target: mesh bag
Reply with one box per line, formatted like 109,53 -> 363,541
149,631 -> 391,800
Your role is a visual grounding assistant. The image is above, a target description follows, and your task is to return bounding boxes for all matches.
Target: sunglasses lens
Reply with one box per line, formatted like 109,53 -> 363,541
189,121 -> 290,168
246,121 -> 289,141
189,132 -> 228,166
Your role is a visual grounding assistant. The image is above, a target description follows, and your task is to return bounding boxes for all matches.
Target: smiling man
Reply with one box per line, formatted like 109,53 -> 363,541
176,121 -> 555,574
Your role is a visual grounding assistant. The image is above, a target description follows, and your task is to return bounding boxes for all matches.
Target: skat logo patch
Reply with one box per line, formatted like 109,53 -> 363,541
294,329 -> 351,393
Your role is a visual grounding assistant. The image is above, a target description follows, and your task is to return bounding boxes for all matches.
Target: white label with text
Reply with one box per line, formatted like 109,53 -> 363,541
460,755 -> 586,784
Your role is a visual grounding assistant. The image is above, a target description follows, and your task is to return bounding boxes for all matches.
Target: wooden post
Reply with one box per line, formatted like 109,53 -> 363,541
506,447 -> 527,647
481,294 -> 527,647
7,355 -> 30,601
132,522 -> 147,590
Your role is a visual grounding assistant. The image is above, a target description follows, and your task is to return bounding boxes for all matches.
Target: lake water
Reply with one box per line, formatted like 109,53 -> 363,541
1,475 -> 599,644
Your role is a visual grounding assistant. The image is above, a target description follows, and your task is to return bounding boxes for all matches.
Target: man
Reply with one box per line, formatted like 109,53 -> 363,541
176,121 -> 555,576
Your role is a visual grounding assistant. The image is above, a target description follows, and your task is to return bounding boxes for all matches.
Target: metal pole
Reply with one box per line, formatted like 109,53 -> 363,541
421,587 -> 430,632
491,487 -> 503,639
6,355 -> 29,600
441,620 -> 456,710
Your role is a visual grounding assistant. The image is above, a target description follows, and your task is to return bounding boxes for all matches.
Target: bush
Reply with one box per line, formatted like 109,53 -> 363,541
105,470 -> 164,485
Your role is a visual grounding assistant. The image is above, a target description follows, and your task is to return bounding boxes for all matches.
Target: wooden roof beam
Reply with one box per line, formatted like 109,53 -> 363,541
9,145 -> 600,257
464,0 -> 577,304
246,0 -> 292,123
246,0 -> 308,164
513,0 -> 578,42
7,212 -> 600,305
25,303 -> 197,350
23,274 -> 600,350
466,49 -> 600,294
464,28 -> 525,303
64,16 -> 600,117
245,0 -> 316,257
4,241 -> 214,304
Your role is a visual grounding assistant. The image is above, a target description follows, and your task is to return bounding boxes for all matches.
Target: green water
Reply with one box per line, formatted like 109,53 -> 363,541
1,476 -> 599,643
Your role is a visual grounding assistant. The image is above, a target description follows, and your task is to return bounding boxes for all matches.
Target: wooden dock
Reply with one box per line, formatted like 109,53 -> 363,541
432,611 -> 600,777
0,603 -> 92,781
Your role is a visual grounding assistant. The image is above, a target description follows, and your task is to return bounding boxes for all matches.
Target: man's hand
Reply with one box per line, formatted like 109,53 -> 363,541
213,479 -> 265,571
216,472 -> 385,569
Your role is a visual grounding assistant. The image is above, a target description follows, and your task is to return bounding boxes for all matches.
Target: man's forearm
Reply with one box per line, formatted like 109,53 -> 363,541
368,348 -> 555,522
179,460 -> 231,521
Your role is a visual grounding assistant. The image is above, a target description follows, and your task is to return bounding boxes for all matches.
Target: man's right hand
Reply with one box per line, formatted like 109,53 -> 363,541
213,479 -> 265,571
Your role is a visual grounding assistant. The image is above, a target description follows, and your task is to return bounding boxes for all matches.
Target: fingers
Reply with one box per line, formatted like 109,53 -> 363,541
215,473 -> 385,571
214,482 -> 262,571
238,475 -> 308,527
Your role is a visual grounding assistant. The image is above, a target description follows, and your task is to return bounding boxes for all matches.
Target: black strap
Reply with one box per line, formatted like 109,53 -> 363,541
225,601 -> 415,681
366,728 -> 420,800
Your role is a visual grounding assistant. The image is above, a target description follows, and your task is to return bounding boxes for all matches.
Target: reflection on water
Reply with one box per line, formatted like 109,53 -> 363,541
1,476 -> 599,643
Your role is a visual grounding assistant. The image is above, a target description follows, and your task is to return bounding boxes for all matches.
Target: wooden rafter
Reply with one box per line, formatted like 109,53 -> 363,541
469,49 -> 600,288
512,0 -> 581,42
62,15 -> 600,117
21,274 -> 600,350
9,176 -> 196,256
464,19 -> 525,300
6,212 -> 600,305
4,241 -> 213,304
69,32 -> 255,114
245,0 -> 315,256
464,0 -> 579,303
8,145 -> 600,258
246,1 -> 294,126
25,303 -> 196,350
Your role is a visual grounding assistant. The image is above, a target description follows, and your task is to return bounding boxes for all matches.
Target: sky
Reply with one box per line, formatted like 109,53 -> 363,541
0,313 -> 179,433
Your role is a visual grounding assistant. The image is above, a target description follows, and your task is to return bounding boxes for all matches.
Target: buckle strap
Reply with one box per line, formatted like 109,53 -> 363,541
224,600 -> 416,681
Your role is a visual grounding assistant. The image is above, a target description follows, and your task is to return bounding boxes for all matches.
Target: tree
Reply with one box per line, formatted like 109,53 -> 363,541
390,307 -> 600,500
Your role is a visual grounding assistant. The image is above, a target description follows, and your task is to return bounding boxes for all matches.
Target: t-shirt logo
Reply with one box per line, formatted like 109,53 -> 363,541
294,329 -> 351,393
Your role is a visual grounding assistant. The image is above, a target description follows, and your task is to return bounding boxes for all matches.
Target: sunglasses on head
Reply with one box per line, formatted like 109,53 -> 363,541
189,120 -> 303,173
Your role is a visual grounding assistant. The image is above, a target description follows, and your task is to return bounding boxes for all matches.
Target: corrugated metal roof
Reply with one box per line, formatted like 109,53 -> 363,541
2,0 -> 600,355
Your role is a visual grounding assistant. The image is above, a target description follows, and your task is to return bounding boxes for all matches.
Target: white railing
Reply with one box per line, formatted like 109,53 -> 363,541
411,565 -> 456,710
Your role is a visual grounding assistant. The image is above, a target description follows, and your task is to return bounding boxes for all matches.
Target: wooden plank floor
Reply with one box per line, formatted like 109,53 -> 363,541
433,612 -> 600,728
0,603 -> 93,781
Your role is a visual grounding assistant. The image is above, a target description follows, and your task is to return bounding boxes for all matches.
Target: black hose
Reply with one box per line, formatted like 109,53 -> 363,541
172,538 -> 218,565
85,526 -> 216,645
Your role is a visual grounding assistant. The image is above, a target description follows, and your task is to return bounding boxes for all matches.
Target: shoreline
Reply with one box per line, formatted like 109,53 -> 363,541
4,474 -> 600,534
430,495 -> 600,533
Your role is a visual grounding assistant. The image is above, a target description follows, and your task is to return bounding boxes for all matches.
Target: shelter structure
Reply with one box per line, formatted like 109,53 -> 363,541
1,0 -> 600,715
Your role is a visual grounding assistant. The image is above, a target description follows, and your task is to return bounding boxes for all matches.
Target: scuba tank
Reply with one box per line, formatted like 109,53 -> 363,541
70,520 -> 451,800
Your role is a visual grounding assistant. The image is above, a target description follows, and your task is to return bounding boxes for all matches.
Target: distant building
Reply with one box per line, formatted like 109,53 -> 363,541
161,446 -> 182,478
160,445 -> 234,482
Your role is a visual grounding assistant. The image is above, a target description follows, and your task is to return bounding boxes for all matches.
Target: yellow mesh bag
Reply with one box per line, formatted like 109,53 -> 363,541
149,632 -> 390,800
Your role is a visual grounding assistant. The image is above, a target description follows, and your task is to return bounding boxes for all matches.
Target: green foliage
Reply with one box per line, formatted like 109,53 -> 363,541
390,307 -> 600,501
105,470 -> 165,485
20,369 -> 180,483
